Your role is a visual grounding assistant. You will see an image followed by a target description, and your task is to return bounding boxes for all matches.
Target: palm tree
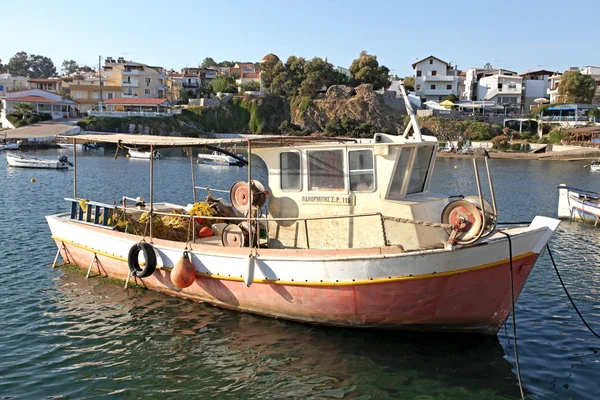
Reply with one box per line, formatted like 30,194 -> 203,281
13,102 -> 35,120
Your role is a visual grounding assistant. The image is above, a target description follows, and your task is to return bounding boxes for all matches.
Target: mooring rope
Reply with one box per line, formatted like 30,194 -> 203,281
498,231 -> 525,400
546,245 -> 600,339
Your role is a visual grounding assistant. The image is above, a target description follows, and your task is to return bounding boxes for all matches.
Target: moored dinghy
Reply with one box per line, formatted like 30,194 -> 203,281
7,153 -> 73,169
45,90 -> 560,335
557,184 -> 600,224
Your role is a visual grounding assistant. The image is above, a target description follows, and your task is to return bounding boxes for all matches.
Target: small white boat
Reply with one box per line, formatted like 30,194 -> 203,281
6,153 -> 73,169
0,141 -> 22,151
129,149 -> 161,159
588,161 -> 600,172
558,184 -> 600,224
57,142 -> 83,150
198,150 -> 245,166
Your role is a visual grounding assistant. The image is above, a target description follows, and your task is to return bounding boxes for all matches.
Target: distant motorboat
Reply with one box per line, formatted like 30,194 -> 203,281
588,161 -> 600,172
57,141 -> 102,151
6,153 -> 73,169
128,148 -> 161,159
198,150 -> 245,166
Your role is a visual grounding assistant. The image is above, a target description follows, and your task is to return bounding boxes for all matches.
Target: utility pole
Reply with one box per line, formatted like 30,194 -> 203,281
99,55 -> 103,111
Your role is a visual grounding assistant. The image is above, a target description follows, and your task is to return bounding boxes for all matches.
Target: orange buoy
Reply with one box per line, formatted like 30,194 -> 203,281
199,226 -> 213,238
170,251 -> 195,289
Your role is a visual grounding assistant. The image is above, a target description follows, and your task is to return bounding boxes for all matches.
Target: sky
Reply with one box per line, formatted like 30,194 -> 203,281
2,0 -> 599,77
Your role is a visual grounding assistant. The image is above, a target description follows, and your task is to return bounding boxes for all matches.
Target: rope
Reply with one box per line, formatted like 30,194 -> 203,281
383,216 -> 454,229
498,231 -> 525,400
546,245 -> 600,339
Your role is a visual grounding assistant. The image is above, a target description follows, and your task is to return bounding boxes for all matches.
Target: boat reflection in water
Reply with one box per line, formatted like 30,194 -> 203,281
46,268 -> 525,399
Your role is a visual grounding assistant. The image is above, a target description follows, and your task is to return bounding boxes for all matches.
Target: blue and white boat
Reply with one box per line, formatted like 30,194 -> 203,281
558,184 -> 600,224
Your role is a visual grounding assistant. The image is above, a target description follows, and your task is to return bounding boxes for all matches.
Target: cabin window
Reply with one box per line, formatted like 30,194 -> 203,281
349,149 -> 374,191
308,150 -> 344,191
280,151 -> 301,191
387,147 -> 413,198
406,146 -> 435,194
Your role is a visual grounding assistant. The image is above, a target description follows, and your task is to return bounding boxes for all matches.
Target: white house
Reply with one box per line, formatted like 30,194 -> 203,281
1,89 -> 78,128
0,73 -> 29,96
463,68 -> 522,110
413,56 -> 460,102
520,69 -> 553,111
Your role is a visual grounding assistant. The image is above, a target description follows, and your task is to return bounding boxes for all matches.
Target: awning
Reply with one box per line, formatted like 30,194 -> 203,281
58,133 -> 357,148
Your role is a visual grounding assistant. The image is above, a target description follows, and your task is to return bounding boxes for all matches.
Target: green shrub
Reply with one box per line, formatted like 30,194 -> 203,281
491,135 -> 510,151
548,130 -> 569,144
39,113 -> 53,121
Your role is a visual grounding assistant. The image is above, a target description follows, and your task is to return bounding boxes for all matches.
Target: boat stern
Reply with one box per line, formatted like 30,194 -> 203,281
557,184 -> 571,219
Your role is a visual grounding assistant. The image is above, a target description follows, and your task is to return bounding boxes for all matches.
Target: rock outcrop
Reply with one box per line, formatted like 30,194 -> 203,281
291,84 -> 407,134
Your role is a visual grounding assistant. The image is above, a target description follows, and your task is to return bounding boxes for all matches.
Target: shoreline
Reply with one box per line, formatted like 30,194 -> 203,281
436,151 -> 539,160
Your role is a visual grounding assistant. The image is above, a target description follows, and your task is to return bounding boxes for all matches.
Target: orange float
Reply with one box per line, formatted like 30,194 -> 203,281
170,251 -> 196,288
199,226 -> 213,238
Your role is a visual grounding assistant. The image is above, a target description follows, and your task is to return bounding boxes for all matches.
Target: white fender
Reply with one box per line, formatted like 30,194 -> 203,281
245,255 -> 255,287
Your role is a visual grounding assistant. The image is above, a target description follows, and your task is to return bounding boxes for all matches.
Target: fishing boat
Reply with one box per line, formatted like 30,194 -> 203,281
45,92 -> 560,335
128,148 -> 161,159
6,153 -> 72,169
198,149 -> 245,166
557,184 -> 600,224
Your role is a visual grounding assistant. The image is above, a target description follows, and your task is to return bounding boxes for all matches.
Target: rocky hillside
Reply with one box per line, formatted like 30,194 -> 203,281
77,84 -> 407,136
291,84 -> 407,135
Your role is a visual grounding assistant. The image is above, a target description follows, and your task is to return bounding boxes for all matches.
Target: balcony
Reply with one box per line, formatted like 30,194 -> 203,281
121,93 -> 136,98
122,81 -> 139,87
422,75 -> 455,82
422,89 -> 453,96
182,82 -> 200,88
122,69 -> 140,75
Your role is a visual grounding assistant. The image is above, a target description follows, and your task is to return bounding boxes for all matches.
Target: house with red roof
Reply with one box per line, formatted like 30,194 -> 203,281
1,89 -> 78,128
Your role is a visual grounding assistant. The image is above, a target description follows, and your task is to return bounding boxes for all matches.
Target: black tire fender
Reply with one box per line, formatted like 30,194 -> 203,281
128,242 -> 157,278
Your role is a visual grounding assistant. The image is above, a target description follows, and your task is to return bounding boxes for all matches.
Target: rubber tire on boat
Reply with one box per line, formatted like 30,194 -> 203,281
127,242 -> 157,278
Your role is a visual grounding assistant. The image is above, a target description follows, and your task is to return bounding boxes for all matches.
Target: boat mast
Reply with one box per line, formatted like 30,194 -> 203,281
72,136 -> 77,198
149,144 -> 154,239
400,85 -> 423,142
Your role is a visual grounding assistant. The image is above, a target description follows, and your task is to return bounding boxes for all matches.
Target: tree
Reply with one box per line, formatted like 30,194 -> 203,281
404,76 -> 415,91
13,102 -> 35,120
28,55 -> 57,78
240,81 -> 260,93
6,52 -> 30,76
211,76 -> 237,93
300,57 -> 335,97
0,58 -> 4,73
260,56 -> 285,93
558,70 -> 597,104
443,94 -> 459,102
61,60 -> 79,75
349,51 -> 391,90
201,57 -> 217,68
282,56 -> 306,97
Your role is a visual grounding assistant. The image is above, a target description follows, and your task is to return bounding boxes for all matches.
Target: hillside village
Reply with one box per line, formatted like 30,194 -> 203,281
1,52 -> 599,143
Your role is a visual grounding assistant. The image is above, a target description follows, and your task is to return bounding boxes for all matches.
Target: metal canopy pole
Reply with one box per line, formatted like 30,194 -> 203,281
149,144 -> 154,239
73,137 -> 77,198
189,147 -> 197,204
247,140 -> 253,249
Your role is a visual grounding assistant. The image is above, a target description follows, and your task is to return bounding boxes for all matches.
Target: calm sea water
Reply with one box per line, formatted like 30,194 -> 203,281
0,148 -> 598,399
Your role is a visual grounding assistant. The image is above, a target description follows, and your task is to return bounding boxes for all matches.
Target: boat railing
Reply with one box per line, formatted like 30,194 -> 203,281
65,198 -> 116,230
64,197 -> 452,249
557,185 -> 600,198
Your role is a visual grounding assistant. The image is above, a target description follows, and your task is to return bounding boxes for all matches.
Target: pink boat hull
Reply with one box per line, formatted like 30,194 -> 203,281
56,239 -> 538,335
